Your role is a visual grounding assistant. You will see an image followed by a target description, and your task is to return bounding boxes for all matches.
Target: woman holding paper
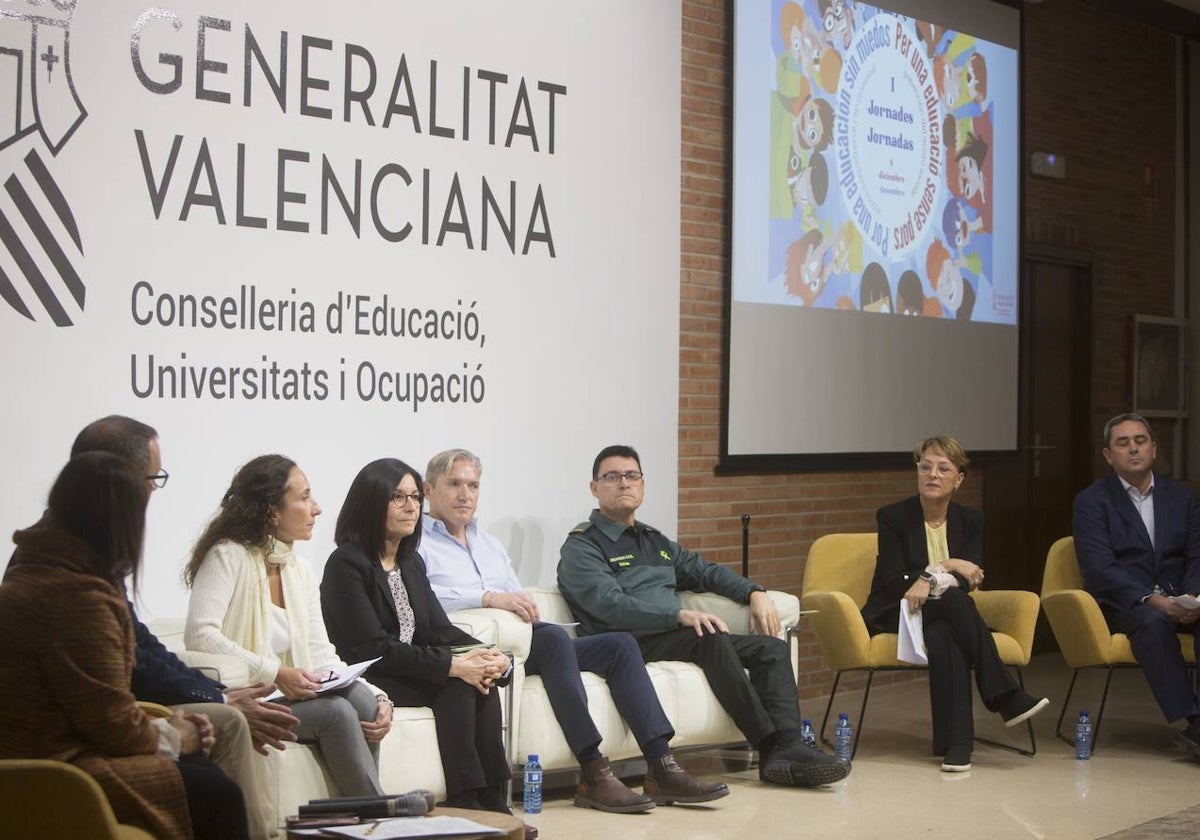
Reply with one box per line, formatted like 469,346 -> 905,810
184,454 -> 390,797
860,436 -> 1047,772
318,458 -> 516,820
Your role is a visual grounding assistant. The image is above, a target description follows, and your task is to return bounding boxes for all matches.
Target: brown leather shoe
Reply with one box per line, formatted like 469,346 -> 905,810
574,756 -> 656,813
523,823 -> 539,840
643,754 -> 730,805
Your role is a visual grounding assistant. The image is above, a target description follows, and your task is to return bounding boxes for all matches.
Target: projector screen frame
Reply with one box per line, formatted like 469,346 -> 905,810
717,0 -> 1025,475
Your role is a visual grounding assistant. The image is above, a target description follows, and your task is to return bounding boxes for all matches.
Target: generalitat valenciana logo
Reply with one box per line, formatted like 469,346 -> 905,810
0,0 -> 86,327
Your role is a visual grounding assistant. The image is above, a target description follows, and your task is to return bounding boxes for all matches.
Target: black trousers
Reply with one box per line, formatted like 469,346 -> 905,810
386,675 -> 509,800
178,755 -> 249,840
922,587 -> 1017,753
635,628 -> 800,746
1103,601 -> 1200,722
524,624 -> 674,759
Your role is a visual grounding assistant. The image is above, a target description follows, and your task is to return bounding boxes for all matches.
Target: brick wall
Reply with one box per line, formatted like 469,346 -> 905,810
679,0 -> 1177,699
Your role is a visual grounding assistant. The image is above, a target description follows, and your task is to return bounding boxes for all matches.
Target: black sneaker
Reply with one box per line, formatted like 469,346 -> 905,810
759,743 -> 851,787
940,744 -> 972,772
1175,720 -> 1200,760
999,692 -> 1050,728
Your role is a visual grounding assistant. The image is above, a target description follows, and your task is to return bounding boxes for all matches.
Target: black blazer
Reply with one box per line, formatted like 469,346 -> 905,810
860,495 -> 982,634
130,603 -> 225,706
320,542 -> 478,705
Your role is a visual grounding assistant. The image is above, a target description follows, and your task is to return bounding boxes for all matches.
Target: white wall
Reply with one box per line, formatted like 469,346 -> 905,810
0,1 -> 681,617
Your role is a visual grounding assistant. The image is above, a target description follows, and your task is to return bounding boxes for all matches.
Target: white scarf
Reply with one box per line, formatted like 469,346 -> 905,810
223,538 -> 315,671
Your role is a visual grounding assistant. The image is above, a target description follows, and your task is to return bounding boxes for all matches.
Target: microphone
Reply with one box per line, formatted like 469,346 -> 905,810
298,790 -> 436,818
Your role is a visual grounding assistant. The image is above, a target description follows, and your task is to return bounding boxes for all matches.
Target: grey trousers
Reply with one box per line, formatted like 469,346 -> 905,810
287,680 -> 384,797
175,701 -> 276,840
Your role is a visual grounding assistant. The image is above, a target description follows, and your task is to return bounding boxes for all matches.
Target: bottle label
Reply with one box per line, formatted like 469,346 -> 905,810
526,771 -> 542,784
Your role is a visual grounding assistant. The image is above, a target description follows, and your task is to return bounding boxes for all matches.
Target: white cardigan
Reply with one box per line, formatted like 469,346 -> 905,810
185,538 -> 380,696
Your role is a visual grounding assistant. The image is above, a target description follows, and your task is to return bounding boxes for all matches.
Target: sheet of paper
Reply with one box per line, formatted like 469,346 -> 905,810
264,657 -> 381,701
896,599 -> 928,665
323,815 -> 506,839
1173,593 -> 1200,610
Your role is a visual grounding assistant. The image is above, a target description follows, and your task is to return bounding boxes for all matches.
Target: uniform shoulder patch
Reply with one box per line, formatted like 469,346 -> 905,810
568,521 -> 592,534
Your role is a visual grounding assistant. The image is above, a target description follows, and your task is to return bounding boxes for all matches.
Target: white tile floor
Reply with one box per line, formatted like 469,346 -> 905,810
515,653 -> 1200,839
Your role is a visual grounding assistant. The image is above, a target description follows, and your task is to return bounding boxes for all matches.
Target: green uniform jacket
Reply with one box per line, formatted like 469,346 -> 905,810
558,509 -> 759,637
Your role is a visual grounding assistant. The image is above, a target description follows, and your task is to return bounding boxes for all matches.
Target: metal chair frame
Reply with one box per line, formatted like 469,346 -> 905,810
818,664 -> 1038,759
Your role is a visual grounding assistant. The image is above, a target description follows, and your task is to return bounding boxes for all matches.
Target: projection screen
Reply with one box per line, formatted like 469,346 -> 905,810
727,0 -> 1020,461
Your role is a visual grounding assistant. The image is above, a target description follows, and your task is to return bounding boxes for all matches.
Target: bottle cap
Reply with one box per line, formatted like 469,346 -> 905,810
528,754 -> 539,763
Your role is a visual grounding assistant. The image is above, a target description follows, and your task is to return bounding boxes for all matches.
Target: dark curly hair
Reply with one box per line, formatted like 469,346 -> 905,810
184,454 -> 296,586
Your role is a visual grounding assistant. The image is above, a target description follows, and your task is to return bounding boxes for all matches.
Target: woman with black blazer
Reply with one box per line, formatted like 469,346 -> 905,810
319,458 -> 523,830
860,436 -> 1048,772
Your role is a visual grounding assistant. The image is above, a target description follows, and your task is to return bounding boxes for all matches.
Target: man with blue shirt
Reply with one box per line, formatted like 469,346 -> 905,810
1073,412 -> 1200,757
418,448 -> 727,813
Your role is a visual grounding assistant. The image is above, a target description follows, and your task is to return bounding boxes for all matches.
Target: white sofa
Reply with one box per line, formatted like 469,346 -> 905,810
149,586 -> 799,829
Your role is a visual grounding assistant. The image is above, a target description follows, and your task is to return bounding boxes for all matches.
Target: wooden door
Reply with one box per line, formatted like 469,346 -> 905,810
983,245 -> 1092,649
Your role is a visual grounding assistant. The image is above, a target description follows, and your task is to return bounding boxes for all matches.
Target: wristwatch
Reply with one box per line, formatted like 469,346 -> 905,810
918,571 -> 936,586
746,585 -> 767,603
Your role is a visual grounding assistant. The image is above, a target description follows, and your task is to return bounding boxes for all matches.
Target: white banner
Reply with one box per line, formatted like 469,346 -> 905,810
0,1 -> 681,617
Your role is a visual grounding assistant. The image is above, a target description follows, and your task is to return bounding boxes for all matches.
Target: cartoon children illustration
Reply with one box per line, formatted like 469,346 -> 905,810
937,50 -> 991,119
830,221 -> 863,277
941,196 -> 990,273
785,229 -> 830,305
794,93 -> 835,154
943,113 -> 992,231
790,151 -> 829,220
859,262 -> 893,314
896,268 -> 942,317
776,1 -> 808,98
817,0 -> 856,52
927,239 -> 976,321
798,7 -> 843,93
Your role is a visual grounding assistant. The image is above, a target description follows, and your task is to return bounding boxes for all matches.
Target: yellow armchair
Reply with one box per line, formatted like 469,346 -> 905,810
802,533 -> 1040,757
1040,536 -> 1195,748
0,759 -> 157,840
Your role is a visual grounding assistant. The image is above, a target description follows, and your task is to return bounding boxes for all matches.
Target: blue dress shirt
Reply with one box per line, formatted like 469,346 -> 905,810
418,516 -> 523,612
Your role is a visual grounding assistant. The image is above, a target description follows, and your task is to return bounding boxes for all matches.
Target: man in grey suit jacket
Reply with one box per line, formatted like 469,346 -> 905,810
1073,412 -> 1200,756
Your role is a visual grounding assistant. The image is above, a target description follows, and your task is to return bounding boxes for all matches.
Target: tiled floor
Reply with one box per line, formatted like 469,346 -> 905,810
515,653 -> 1200,839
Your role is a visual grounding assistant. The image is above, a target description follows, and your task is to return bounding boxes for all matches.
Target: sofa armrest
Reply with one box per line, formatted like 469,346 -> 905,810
446,608 -> 534,660
175,650 -> 251,689
680,589 -> 800,638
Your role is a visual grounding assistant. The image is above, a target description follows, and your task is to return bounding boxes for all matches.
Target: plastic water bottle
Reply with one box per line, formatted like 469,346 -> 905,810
1074,710 -> 1093,760
522,754 -> 543,814
834,713 -> 853,762
800,718 -> 816,748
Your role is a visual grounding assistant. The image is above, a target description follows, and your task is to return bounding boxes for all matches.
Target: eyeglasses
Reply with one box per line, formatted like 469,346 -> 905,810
598,471 -> 644,485
391,491 -> 424,507
917,462 -> 958,478
146,470 -> 169,489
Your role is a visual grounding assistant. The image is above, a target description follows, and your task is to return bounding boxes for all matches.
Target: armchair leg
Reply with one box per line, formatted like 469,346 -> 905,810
1091,666 -> 1117,752
850,671 -> 874,760
975,667 -> 1036,757
1054,666 -> 1115,753
819,671 -> 844,750
1055,669 -> 1081,746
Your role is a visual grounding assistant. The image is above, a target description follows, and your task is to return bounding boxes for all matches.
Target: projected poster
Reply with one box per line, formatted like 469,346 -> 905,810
727,0 -> 1019,457
744,0 -> 1015,324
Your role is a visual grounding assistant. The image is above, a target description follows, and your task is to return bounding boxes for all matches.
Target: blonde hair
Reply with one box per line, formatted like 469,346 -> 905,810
913,436 -> 970,474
